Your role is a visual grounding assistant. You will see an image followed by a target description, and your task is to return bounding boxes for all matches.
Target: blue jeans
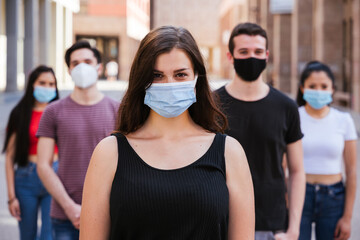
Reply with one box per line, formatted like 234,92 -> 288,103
299,182 -> 345,240
51,218 -> 79,240
15,161 -> 58,240
255,231 -> 275,240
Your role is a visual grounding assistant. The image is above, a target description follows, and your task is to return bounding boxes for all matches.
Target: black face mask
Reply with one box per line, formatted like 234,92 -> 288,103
234,57 -> 267,82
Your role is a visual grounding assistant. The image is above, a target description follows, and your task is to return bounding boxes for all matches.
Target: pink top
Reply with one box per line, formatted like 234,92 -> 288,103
29,110 -> 58,155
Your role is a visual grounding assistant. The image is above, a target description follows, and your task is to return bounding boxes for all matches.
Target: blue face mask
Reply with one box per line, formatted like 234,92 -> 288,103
303,89 -> 332,109
144,76 -> 197,118
33,86 -> 57,103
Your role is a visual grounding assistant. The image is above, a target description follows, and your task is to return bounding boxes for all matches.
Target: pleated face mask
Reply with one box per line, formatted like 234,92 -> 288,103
303,89 -> 333,109
144,75 -> 198,118
33,86 -> 57,103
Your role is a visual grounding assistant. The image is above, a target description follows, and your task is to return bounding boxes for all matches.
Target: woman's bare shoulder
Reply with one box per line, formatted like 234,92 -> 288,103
224,135 -> 248,169
224,135 -> 245,154
90,135 -> 118,168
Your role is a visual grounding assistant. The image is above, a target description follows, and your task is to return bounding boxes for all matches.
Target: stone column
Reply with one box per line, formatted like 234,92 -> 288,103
313,0 -> 324,61
24,0 -> 39,80
39,0 -> 51,65
6,0 -> 19,92
290,0 -> 299,97
297,0 -> 312,70
0,0 -> 3,30
260,0 -> 267,29
278,14 -> 292,93
352,0 -> 360,111
64,7 -> 73,84
54,3 -> 64,85
272,14 -> 280,89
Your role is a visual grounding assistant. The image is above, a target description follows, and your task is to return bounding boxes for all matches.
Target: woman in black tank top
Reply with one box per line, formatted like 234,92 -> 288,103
80,26 -> 254,240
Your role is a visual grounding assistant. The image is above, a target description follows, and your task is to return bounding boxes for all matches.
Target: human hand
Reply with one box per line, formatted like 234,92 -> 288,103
64,202 -> 81,229
274,231 -> 298,240
8,198 -> 21,221
334,217 -> 351,240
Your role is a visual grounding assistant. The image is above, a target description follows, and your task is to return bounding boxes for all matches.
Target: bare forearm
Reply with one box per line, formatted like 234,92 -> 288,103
37,137 -> 74,209
5,134 -> 16,200
5,157 -> 16,200
287,170 -> 306,234
37,163 -> 74,209
342,140 -> 357,220
343,172 -> 356,219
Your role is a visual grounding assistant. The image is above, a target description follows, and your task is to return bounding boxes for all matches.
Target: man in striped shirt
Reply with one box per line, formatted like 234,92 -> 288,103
37,41 -> 119,240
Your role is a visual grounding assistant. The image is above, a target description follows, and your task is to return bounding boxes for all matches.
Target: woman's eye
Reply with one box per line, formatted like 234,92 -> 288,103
176,73 -> 187,78
153,73 -> 162,79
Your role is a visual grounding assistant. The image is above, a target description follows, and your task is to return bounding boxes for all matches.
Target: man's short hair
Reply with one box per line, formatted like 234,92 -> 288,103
228,22 -> 268,55
65,40 -> 102,67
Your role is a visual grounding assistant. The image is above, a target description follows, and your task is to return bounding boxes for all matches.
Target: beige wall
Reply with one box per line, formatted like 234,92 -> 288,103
219,0 -> 253,79
218,0 -> 360,111
73,14 -> 139,81
152,0 -> 222,78
152,0 -> 221,46
73,0 -> 151,81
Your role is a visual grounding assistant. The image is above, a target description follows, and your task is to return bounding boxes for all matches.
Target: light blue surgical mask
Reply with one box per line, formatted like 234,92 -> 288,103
33,86 -> 57,103
303,89 -> 332,109
144,76 -> 197,118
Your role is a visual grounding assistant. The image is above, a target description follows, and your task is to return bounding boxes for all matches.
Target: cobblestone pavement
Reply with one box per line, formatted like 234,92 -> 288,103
0,80 -> 360,239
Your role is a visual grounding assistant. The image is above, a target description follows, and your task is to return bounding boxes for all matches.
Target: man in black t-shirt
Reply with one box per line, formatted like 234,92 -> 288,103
215,22 -> 305,240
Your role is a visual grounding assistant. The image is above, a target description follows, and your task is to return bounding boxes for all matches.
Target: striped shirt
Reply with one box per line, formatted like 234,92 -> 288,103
37,95 -> 119,220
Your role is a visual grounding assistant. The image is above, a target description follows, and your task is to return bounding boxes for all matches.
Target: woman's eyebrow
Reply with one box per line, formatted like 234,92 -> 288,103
153,68 -> 190,73
174,68 -> 190,73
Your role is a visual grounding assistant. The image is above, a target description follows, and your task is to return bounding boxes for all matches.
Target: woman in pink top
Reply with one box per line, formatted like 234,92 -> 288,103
3,65 -> 59,240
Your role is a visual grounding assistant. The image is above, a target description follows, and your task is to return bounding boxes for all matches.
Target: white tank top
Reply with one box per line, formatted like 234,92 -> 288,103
299,106 -> 357,174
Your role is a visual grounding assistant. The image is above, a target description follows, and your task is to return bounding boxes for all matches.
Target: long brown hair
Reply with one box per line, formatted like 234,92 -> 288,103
3,65 -> 59,166
115,26 -> 227,134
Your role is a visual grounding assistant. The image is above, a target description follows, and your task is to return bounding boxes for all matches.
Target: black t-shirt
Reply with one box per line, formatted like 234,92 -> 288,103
215,85 -> 303,231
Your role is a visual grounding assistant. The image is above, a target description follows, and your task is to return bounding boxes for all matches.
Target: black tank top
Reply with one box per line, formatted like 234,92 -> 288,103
109,133 -> 229,240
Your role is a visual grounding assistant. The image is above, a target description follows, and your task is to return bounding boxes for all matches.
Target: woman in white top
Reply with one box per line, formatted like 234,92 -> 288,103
297,61 -> 357,240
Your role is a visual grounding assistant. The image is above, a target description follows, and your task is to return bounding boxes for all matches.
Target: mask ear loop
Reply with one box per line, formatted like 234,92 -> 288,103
193,74 -> 198,87
193,74 -> 198,96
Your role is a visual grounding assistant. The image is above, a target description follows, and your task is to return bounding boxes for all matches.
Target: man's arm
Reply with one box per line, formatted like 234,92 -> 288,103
275,139 -> 305,240
37,137 -> 81,229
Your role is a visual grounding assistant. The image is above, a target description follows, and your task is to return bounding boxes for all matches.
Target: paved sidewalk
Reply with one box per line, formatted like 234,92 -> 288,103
0,80 -> 360,239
